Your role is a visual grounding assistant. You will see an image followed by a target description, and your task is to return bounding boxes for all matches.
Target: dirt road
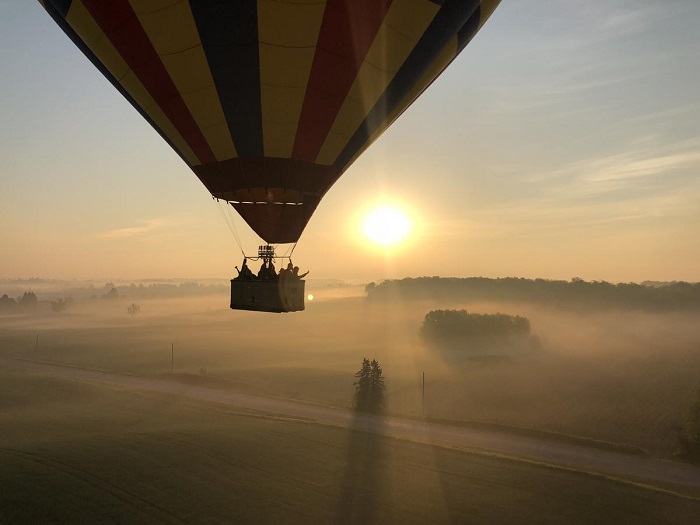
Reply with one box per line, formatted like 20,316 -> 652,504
2,356 -> 699,493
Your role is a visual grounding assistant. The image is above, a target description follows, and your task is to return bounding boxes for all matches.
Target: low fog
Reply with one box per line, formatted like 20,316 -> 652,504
1,278 -> 699,457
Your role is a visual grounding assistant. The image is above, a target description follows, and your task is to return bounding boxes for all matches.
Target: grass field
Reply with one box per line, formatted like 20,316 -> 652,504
1,368 -> 698,524
1,290 -> 699,457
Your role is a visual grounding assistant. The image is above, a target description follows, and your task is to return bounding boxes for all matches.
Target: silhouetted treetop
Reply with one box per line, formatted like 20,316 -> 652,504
354,358 -> 386,413
0,294 -> 17,310
50,298 -> 71,313
18,291 -> 38,308
365,277 -> 700,311
102,287 -> 119,300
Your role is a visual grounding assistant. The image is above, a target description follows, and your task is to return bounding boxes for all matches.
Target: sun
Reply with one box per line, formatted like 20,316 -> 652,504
362,206 -> 412,247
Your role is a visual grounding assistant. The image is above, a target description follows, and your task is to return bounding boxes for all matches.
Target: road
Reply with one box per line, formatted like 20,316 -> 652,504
2,356 -> 699,493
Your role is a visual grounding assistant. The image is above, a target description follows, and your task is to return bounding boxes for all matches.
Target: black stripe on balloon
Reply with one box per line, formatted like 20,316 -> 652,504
45,0 -> 72,17
190,0 -> 263,158
42,0 -> 187,165
334,0 -> 480,171
456,5 -> 482,53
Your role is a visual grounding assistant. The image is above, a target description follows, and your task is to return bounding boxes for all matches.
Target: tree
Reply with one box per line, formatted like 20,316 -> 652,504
51,298 -> 67,312
354,358 -> 386,413
421,309 -> 532,340
103,287 -> 118,300
18,292 -> 37,309
369,359 -> 386,411
0,294 -> 17,311
354,358 -> 371,411
127,303 -> 141,318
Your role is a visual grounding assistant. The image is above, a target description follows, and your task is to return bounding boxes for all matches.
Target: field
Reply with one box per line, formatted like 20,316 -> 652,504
1,289 -> 699,457
1,367 -> 699,524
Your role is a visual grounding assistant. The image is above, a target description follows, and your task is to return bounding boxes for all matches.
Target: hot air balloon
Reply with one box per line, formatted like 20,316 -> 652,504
40,0 -> 501,312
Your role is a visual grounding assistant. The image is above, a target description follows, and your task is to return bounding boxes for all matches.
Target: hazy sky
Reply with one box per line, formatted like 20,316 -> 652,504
1,1 -> 699,282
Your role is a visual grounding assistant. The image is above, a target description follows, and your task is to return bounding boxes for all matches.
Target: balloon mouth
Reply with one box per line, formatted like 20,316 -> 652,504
230,199 -> 303,205
231,196 -> 322,244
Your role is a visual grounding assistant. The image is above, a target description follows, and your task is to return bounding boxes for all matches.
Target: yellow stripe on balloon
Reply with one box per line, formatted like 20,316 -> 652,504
339,35 -> 458,172
65,0 -> 199,166
478,0 -> 500,30
325,0 -> 501,171
315,0 -> 440,166
257,0 -> 326,159
131,0 -> 237,162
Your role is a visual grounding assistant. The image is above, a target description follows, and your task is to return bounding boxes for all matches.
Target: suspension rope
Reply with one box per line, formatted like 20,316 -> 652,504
225,201 -> 250,259
215,198 -> 245,257
214,198 -> 299,263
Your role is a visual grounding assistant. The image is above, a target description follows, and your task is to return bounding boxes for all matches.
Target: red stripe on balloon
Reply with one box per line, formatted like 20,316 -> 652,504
81,0 -> 216,165
292,0 -> 393,163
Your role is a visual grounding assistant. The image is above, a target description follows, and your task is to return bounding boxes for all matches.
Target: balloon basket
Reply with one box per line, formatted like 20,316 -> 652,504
230,279 -> 306,313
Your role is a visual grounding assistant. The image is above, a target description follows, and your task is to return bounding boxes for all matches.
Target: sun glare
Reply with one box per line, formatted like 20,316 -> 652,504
362,206 -> 411,247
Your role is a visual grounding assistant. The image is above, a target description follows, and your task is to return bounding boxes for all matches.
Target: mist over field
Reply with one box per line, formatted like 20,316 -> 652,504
3,276 -> 700,522
2,277 -> 699,457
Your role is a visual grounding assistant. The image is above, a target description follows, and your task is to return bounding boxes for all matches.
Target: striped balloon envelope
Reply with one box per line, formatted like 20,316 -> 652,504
41,0 -> 501,244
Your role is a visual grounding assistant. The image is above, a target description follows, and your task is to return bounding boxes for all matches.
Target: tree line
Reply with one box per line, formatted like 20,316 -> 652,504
0,280 -> 229,303
0,292 -> 38,311
365,277 -> 700,311
420,309 -> 540,360
421,309 -> 531,341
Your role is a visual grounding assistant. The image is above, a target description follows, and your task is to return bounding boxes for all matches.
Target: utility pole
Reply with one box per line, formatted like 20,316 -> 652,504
422,371 -> 425,416
35,334 -> 39,357
171,343 -> 174,374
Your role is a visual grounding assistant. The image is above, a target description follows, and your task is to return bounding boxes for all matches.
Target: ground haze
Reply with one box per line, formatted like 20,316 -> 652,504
1,280 -> 699,522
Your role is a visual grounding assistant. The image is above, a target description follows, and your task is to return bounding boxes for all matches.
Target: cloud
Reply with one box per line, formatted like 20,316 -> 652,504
444,136 -> 700,239
585,151 -> 700,184
438,187 -> 697,243
625,104 -> 700,126
527,137 -> 700,187
592,3 -> 662,39
97,217 -> 192,240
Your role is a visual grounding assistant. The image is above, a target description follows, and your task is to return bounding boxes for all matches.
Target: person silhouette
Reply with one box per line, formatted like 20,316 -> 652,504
292,266 -> 309,280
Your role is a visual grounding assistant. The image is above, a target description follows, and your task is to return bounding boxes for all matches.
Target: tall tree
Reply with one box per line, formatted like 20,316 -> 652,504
369,359 -> 386,412
353,358 -> 386,413
354,358 -> 372,412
